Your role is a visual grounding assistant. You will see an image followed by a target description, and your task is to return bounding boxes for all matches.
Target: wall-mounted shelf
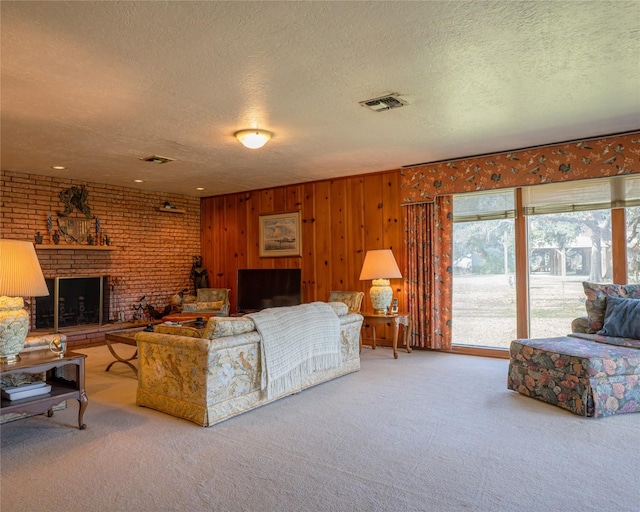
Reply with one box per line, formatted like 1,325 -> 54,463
157,207 -> 186,214
35,245 -> 116,251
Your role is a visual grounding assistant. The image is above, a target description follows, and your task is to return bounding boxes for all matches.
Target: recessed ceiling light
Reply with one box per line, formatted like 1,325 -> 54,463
51,166 -> 66,170
133,179 -> 144,183
196,187 -> 205,191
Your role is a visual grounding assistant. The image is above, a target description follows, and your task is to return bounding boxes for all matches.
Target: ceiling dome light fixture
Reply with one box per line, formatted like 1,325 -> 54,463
234,129 -> 272,149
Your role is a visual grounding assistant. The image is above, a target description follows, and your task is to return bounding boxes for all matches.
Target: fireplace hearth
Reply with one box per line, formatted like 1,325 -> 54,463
35,275 -> 110,332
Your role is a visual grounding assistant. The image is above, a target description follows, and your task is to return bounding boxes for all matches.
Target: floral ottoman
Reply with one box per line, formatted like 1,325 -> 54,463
507,336 -> 640,418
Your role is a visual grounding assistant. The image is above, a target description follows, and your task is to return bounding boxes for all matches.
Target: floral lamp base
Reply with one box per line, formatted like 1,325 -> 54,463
0,297 -> 29,364
369,279 -> 393,315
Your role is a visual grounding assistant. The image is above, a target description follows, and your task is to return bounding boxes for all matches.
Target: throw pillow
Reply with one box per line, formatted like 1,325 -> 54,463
195,300 -> 224,311
327,302 -> 349,316
203,317 -> 256,339
197,288 -> 228,302
598,296 -> 640,339
582,282 -> 640,333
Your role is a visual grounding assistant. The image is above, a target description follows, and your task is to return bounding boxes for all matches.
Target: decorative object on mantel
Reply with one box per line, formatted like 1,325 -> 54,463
34,231 -> 43,244
52,230 -> 60,244
359,249 -> 403,314
53,185 -> 103,245
57,216 -> 92,244
58,185 -> 92,218
0,239 -> 50,363
163,201 -> 177,210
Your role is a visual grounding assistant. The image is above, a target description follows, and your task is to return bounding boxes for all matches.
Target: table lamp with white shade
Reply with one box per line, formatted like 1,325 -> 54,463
0,239 -> 50,363
359,249 -> 402,315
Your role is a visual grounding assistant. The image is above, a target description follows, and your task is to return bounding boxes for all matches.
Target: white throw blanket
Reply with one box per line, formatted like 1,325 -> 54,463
247,302 -> 342,400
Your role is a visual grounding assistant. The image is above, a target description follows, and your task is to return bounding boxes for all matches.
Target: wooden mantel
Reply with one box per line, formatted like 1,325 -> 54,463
35,245 -> 116,251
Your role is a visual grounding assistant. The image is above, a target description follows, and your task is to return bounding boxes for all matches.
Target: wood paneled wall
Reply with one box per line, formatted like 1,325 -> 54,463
201,170 -> 406,317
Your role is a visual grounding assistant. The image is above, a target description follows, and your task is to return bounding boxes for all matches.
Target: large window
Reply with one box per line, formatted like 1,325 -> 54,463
452,175 -> 639,350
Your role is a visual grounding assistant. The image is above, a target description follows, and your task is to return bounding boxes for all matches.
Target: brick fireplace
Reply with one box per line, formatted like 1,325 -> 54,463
1,170 -> 202,348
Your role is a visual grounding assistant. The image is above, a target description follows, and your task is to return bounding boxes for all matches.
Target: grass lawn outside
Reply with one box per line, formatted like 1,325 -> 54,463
452,274 -> 587,350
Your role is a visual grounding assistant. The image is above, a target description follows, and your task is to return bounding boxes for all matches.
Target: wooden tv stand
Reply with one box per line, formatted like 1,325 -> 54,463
0,351 -> 88,429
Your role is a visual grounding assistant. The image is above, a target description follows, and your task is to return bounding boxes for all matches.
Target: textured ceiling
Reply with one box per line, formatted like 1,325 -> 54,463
1,1 -> 639,197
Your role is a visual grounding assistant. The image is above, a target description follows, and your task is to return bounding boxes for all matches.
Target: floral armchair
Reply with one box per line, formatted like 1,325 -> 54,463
182,288 -> 231,317
328,290 -> 364,313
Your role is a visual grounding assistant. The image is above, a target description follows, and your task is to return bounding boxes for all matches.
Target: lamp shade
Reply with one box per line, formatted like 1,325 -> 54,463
359,249 -> 402,281
0,239 -> 49,363
0,239 -> 49,297
234,129 -> 273,149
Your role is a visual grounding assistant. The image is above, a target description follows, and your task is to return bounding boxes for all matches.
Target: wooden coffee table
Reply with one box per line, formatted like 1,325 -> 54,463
104,326 -> 152,376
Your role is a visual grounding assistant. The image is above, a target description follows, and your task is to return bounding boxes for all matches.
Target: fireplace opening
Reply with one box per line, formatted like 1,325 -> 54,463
35,275 -> 110,332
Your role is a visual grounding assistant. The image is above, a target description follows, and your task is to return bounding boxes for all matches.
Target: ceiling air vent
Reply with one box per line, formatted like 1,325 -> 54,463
140,155 -> 175,164
359,94 -> 408,112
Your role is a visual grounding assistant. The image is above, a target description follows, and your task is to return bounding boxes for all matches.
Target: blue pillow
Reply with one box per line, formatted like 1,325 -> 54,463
597,296 -> 640,339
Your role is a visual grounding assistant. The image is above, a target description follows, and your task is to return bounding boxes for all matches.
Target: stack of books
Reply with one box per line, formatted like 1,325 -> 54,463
1,381 -> 52,401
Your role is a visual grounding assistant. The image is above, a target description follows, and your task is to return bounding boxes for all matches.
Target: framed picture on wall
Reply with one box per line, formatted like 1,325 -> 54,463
259,211 -> 302,257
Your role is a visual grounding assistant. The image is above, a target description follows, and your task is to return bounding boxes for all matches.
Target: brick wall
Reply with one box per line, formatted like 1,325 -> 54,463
1,171 -> 200,346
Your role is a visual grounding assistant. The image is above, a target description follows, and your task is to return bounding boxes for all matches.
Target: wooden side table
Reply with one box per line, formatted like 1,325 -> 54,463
0,351 -> 88,429
361,312 -> 412,359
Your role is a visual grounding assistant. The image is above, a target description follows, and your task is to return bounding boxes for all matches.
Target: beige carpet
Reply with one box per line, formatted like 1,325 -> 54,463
1,344 -> 639,512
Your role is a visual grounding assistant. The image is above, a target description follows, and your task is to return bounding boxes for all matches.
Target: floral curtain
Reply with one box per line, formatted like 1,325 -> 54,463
404,196 -> 453,350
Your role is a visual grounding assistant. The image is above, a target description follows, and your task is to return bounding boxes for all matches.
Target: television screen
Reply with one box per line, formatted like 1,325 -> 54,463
236,268 -> 302,313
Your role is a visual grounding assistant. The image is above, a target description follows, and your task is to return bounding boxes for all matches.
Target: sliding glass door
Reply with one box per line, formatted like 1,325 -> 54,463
452,175 -> 639,351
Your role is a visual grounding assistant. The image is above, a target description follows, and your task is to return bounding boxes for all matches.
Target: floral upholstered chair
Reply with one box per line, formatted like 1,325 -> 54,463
328,290 -> 364,313
182,288 -> 231,317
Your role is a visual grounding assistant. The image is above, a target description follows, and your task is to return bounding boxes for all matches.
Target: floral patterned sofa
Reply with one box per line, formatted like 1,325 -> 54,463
508,282 -> 640,418
135,302 -> 363,426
